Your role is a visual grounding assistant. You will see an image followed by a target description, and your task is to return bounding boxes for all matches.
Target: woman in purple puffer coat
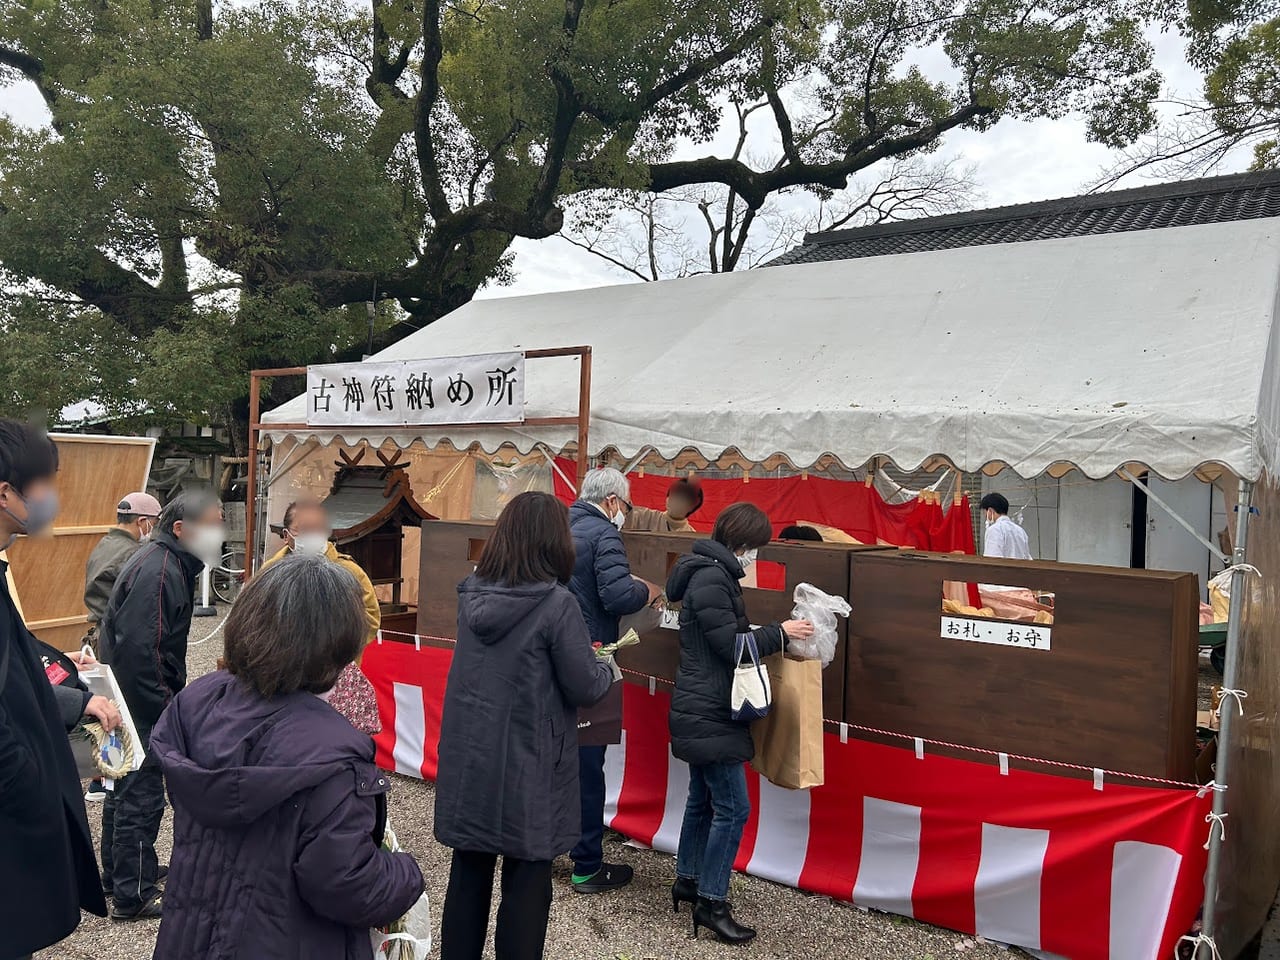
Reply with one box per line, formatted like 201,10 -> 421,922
148,554 -> 424,960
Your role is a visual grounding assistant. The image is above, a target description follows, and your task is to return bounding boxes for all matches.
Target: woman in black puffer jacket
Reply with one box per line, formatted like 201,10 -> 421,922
665,503 -> 813,945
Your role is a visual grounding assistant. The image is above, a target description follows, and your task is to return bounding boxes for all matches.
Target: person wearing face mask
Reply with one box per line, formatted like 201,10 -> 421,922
566,467 -> 661,895
0,420 -> 111,960
97,488 -> 223,922
261,499 -> 381,646
979,493 -> 1033,561
83,492 -> 162,648
79,491 -> 160,804
664,502 -> 814,945
258,499 -> 382,735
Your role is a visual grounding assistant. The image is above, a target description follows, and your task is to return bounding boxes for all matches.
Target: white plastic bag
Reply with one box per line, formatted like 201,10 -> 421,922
371,820 -> 431,960
789,582 -> 851,667
371,893 -> 431,960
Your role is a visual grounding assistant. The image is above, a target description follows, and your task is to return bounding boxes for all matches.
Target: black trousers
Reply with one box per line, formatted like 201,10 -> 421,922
440,850 -> 553,960
104,749 -> 165,911
570,745 -> 606,876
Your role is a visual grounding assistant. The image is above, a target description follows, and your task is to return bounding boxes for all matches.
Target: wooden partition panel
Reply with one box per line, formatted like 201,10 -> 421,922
619,534 -> 886,721
417,520 -> 493,643
847,551 -> 1199,781
5,434 -> 155,650
418,521 -> 877,722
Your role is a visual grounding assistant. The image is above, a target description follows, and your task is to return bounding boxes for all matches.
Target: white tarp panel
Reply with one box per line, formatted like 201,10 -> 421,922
263,218 -> 1280,480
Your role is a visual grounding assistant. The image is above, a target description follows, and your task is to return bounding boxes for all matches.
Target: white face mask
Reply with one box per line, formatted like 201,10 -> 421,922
738,548 -> 758,569
186,524 -> 225,566
293,532 -> 330,556
612,509 -> 627,530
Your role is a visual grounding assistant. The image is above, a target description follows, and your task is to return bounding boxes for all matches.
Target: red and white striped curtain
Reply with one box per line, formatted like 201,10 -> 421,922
363,641 -> 1210,960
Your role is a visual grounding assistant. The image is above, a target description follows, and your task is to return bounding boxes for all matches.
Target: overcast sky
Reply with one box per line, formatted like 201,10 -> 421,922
0,25 -> 1240,303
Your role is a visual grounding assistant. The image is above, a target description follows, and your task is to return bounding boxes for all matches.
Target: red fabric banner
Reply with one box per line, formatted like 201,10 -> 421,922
553,458 -> 975,552
366,646 -> 1209,960
364,638 -> 451,780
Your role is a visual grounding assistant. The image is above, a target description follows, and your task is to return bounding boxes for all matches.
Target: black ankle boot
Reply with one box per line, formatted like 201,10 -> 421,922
692,895 -> 756,944
671,876 -> 698,913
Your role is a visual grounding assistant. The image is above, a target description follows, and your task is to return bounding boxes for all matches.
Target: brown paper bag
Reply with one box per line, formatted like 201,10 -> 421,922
750,653 -> 824,789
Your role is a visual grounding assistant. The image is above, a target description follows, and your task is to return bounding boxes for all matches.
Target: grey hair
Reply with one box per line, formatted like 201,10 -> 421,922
158,488 -> 221,537
578,467 -> 630,504
223,552 -> 365,697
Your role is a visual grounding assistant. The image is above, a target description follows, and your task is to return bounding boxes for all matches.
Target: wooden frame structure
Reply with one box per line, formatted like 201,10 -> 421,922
246,345 -> 592,571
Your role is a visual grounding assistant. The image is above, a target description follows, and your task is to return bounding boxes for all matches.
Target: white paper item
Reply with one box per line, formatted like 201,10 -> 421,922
77,663 -> 146,771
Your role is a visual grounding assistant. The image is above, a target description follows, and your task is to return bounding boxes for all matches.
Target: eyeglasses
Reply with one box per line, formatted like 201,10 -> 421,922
613,495 -> 633,514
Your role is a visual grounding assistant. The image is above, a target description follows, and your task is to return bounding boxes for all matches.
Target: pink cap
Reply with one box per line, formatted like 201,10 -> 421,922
118,492 -> 162,518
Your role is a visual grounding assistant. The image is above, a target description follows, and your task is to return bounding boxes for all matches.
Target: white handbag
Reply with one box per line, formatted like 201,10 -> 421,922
730,632 -> 772,722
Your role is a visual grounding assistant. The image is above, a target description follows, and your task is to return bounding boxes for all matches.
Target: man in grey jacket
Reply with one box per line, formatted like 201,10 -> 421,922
83,491 -> 161,636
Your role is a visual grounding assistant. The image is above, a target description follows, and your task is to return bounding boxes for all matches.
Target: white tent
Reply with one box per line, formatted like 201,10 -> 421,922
261,208 -> 1280,956
264,218 -> 1279,482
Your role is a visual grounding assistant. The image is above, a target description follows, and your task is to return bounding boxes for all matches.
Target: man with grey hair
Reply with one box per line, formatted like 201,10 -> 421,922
98,489 -> 224,921
567,467 -> 660,894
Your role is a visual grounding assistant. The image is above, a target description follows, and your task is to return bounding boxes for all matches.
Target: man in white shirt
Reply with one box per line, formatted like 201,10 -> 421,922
980,493 -> 1033,560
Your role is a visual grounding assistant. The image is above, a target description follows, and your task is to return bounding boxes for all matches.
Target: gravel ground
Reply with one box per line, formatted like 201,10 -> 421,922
42,608 -> 1026,960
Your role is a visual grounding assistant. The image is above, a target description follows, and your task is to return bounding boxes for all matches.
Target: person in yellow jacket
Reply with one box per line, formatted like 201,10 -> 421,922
260,499 -> 381,647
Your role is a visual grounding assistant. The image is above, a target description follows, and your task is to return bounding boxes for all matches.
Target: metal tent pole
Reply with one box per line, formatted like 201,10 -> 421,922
1198,477 -> 1255,955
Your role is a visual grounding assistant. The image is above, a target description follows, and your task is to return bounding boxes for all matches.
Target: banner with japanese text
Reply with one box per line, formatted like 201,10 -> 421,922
306,352 -> 524,427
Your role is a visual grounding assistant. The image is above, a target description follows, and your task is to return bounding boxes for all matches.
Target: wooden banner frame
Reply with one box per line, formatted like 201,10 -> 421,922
245,345 -> 592,572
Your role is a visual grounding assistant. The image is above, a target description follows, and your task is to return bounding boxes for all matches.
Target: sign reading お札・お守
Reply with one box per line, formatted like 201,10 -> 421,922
305,353 -> 525,427
940,615 -> 1051,651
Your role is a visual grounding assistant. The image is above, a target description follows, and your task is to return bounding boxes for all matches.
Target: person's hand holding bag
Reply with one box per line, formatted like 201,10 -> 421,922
782,619 -> 814,641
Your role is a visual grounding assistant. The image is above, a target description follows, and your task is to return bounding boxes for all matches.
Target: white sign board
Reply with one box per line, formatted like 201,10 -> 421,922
940,616 -> 1051,652
306,352 -> 525,427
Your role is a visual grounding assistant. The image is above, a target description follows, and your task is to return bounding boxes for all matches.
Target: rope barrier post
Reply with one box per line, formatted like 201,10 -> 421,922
1200,478 -> 1255,954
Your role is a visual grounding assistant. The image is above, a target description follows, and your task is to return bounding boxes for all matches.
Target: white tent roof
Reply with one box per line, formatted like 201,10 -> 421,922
264,218 -> 1280,481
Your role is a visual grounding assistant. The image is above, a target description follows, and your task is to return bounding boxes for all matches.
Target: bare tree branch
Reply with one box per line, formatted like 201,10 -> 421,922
647,101 -> 990,207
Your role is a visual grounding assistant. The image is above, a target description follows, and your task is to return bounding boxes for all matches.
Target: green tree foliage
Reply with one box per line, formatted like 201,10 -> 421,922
1,0 -> 1161,424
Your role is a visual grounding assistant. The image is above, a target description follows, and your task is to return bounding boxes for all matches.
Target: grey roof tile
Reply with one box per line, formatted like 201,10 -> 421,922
768,170 -> 1280,266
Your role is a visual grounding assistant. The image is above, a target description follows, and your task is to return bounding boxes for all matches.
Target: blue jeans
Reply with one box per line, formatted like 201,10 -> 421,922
675,761 -> 750,902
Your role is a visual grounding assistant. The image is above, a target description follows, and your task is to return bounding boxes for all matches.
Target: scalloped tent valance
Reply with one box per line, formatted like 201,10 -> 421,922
263,218 -> 1280,482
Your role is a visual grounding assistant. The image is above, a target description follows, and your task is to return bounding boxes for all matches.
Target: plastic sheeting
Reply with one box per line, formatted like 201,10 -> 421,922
264,440 -> 552,604
263,219 -> 1280,481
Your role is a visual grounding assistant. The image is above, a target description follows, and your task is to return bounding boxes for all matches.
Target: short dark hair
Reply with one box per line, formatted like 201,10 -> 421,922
117,512 -> 140,524
281,498 -> 325,531
0,419 -> 58,493
476,491 -> 575,586
224,553 -> 364,698
980,493 -> 1010,516
158,488 -> 220,537
778,524 -> 823,542
712,502 -> 773,553
667,478 -> 704,515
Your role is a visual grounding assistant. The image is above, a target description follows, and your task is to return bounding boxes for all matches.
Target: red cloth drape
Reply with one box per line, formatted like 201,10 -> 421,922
553,459 -> 977,559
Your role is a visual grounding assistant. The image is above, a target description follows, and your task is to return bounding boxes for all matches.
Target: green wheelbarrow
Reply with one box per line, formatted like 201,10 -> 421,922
1200,621 -> 1227,675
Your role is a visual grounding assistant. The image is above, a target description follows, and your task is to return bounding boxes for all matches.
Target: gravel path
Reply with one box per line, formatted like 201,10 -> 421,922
43,609 -> 1023,960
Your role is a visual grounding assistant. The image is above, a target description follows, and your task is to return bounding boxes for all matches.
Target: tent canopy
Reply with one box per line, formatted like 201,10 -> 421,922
264,217 -> 1280,481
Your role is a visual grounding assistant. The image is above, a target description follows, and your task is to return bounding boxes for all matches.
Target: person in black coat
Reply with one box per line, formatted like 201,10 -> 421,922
566,467 -> 659,894
665,503 -> 813,946
0,420 -> 109,960
435,492 -> 616,960
97,488 -> 224,921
